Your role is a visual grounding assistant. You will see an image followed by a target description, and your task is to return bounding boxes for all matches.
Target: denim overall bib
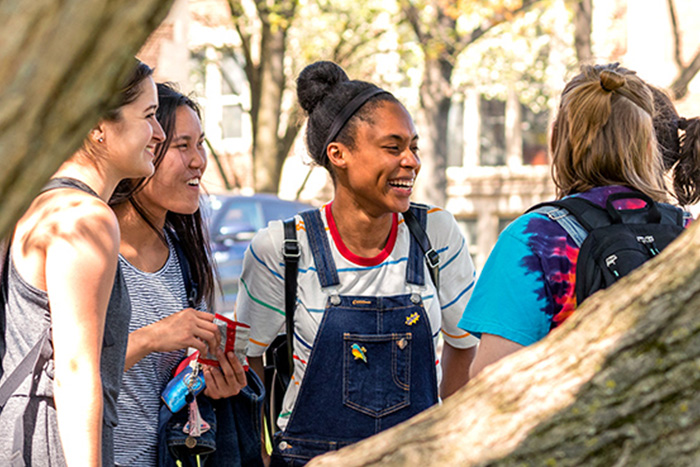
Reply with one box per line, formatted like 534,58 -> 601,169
271,208 -> 438,465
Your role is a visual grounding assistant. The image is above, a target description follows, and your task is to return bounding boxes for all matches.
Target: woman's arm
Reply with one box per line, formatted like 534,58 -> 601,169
439,342 -> 476,398
469,333 -> 524,379
124,308 -> 220,371
46,202 -> 120,466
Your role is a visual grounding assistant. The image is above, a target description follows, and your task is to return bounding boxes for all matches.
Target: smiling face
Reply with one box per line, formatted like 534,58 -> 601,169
101,76 -> 165,179
331,100 -> 420,216
136,105 -> 207,222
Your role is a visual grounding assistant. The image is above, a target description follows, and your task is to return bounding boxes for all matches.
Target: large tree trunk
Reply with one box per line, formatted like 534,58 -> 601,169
252,0 -> 296,194
0,0 -> 174,238
310,220 -> 700,465
415,56 -> 451,208
573,0 -> 593,64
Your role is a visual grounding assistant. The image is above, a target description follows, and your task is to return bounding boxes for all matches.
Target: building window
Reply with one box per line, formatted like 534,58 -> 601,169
521,104 -> 549,165
222,104 -> 243,139
220,55 -> 243,95
479,96 -> 506,166
447,100 -> 465,167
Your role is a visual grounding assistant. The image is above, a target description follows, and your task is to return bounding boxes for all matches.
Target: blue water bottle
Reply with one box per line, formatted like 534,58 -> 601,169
161,362 -> 206,413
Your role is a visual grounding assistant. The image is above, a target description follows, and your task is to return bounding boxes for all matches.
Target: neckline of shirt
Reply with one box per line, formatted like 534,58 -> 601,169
324,202 -> 398,267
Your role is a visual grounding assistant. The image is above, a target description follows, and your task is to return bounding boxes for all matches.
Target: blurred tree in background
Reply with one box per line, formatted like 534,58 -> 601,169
397,0 -> 547,206
224,0 -> 401,193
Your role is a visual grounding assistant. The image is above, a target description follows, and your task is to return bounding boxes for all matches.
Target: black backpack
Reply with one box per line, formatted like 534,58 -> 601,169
528,190 -> 688,306
262,204 -> 440,439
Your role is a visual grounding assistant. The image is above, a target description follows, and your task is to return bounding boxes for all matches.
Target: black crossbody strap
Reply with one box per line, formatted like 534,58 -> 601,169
8,327 -> 52,467
1,241 -> 8,365
1,245 -> 51,467
403,207 -> 440,290
282,218 -> 299,372
168,229 -> 197,308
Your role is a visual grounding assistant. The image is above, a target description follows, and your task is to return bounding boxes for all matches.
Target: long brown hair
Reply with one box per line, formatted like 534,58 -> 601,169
110,83 -> 216,310
550,63 -> 667,201
81,59 -> 154,162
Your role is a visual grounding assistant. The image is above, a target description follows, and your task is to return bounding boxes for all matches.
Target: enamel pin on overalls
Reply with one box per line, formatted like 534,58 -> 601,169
351,343 -> 368,363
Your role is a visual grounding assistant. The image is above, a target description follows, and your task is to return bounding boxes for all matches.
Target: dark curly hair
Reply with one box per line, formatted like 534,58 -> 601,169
649,85 -> 700,206
296,61 -> 398,178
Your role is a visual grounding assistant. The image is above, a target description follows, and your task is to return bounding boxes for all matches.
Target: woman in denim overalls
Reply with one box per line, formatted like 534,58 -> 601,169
239,61 -> 479,465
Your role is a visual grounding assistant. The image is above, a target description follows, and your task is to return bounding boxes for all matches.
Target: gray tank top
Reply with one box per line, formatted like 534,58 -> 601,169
0,177 -> 131,465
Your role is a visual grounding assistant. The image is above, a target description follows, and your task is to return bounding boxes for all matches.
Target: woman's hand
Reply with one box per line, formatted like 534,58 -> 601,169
125,308 -> 221,371
202,349 -> 248,399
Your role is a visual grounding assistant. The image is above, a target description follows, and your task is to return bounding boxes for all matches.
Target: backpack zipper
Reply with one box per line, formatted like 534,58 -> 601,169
637,235 -> 660,255
605,254 -> 620,277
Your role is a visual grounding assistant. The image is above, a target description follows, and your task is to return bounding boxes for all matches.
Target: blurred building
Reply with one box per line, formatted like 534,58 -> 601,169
446,0 -> 700,271
140,0 -> 700,271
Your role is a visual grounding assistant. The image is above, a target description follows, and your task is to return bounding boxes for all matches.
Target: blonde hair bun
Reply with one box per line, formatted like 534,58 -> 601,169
600,69 -> 626,93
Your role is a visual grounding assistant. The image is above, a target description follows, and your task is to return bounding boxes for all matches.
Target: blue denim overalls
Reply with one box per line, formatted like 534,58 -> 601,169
271,208 -> 438,465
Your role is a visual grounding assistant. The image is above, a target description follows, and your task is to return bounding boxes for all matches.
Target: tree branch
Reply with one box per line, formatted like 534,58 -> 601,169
456,0 -> 544,55
667,0 -> 683,69
226,0 -> 257,89
279,105 -> 302,166
335,28 -> 389,66
330,16 -> 352,63
671,46 -> 700,99
397,0 -> 427,44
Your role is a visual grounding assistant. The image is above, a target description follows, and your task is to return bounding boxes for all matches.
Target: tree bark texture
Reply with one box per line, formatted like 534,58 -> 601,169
573,0 -> 593,64
253,0 -> 296,193
0,0 -> 174,238
415,56 -> 451,208
310,220 -> 700,466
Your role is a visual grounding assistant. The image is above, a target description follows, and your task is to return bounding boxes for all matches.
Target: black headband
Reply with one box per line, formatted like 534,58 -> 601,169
320,87 -> 390,160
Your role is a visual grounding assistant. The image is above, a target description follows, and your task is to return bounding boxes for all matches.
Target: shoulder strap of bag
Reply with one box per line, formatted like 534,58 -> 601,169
168,229 -> 198,309
0,243 -> 52,467
527,202 -> 590,248
282,218 -> 299,373
403,206 -> 440,290
1,240 -> 8,372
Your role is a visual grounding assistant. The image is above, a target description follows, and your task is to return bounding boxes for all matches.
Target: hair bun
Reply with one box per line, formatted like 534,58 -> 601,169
296,61 -> 349,114
600,69 -> 626,93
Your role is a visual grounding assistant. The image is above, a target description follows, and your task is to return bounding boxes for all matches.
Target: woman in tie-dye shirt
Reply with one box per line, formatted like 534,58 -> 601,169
459,63 -> 700,377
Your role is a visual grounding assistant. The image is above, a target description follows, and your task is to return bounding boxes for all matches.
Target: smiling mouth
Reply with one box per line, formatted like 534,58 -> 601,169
388,179 -> 414,189
187,178 -> 200,187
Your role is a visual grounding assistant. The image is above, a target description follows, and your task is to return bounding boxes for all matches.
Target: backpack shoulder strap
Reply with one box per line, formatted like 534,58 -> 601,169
168,229 -> 197,308
526,200 -> 594,248
282,217 -> 299,373
403,204 -> 440,290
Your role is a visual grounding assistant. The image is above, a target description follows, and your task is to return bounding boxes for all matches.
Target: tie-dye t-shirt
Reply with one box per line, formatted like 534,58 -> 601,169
458,185 -> 689,346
